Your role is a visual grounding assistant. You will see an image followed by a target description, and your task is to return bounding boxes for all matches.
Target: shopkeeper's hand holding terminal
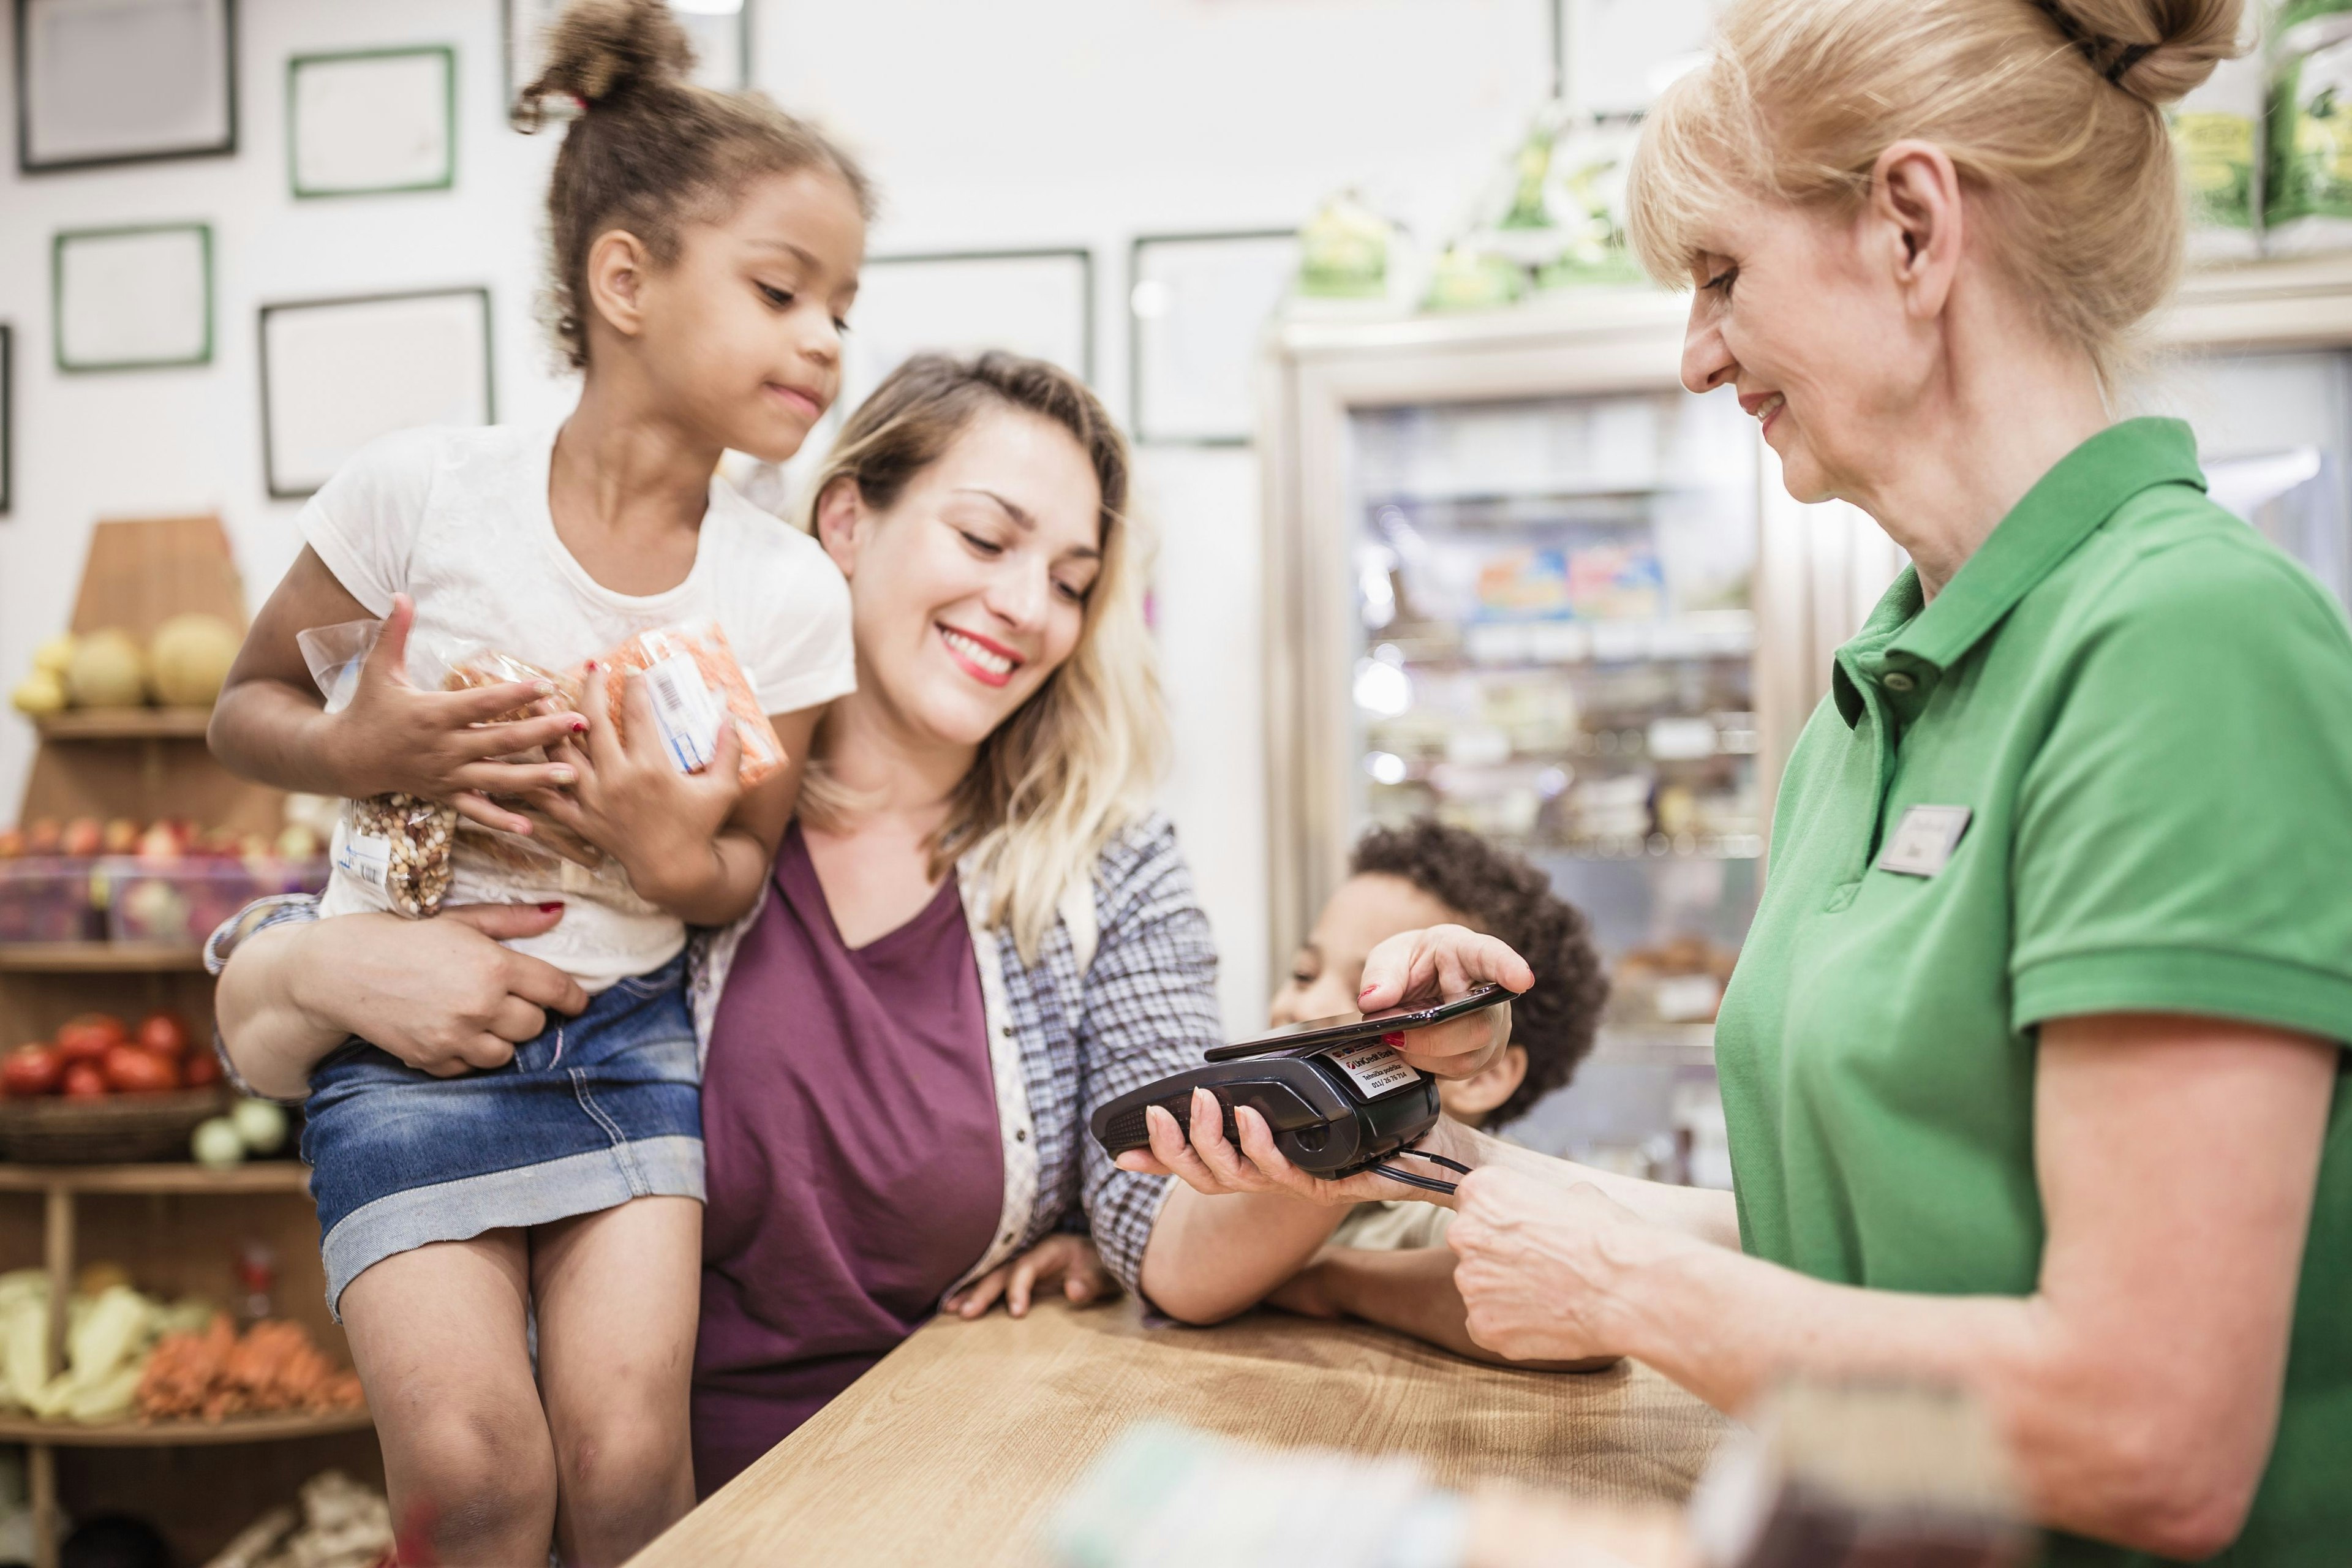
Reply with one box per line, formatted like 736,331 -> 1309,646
1143,0 -> 2352,1561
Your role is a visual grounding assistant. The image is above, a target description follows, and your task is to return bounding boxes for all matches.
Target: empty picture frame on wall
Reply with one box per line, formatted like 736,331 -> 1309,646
1,323 -> 12,515
16,0 -> 236,173
1130,230 -> 1298,446
53,224 -> 214,372
846,249 -> 1095,410
259,289 -> 494,499
502,0 -> 745,114
288,47 -> 456,198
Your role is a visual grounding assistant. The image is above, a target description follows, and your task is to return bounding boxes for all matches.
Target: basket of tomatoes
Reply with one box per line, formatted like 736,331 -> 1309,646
0,1011 -> 229,1163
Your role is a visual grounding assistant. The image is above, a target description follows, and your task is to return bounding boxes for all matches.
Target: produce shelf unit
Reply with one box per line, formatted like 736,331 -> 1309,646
1,519 -> 375,1568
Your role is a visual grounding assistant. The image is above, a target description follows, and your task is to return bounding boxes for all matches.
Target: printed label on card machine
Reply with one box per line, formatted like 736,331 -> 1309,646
1321,1040 -> 1422,1098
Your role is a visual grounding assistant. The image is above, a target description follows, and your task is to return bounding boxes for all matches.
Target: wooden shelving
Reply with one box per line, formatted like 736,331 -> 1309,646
0,1163 -> 309,1196
31,709 -> 213,742
0,1407 -> 369,1448
0,518 -> 363,1568
0,944 -> 206,973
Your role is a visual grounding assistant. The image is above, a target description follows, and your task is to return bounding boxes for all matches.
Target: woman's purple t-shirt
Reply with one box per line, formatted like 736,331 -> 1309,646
690,823 -> 1005,1494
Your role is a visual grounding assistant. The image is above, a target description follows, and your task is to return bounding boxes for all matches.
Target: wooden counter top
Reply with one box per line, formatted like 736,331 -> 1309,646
630,1298 -> 1730,1568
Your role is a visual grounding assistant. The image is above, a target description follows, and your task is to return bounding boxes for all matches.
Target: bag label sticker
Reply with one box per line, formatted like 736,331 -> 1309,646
1322,1041 -> 1421,1099
336,831 -> 391,891
641,654 -> 721,774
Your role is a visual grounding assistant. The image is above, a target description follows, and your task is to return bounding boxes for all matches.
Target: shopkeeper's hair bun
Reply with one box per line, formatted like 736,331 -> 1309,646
510,0 -> 874,371
1627,0 -> 2245,390
2044,0 -> 2241,107
514,0 -> 692,121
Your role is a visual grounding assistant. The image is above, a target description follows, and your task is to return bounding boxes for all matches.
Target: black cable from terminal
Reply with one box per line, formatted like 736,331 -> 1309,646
1369,1142 -> 1473,1196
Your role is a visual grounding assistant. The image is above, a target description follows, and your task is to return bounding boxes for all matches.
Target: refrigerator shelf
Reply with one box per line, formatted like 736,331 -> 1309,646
1360,480 -> 1687,507
1453,612 -> 1755,666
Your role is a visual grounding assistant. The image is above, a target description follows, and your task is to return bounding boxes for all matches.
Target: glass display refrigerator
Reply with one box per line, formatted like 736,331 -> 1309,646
1256,256 -> 2352,1183
1257,295 -> 1780,1185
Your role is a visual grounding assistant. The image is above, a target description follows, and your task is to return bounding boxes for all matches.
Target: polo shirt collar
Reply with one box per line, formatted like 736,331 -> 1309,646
1830,418 -> 2206,728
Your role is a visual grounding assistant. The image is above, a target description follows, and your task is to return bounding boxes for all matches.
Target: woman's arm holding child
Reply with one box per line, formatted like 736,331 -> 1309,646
533,665 -> 820,927
209,560 -> 587,835
217,903 -> 590,1098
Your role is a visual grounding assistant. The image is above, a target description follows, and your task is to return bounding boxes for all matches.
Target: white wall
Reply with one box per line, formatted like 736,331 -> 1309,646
1,0 -> 1560,1028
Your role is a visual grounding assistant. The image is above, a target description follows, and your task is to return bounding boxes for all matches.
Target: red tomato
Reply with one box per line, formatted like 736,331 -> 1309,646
182,1049 -> 223,1088
56,1014 -> 127,1063
102,1045 -> 180,1095
1,1044 -> 62,1098
61,1062 -> 108,1099
135,1012 -> 189,1058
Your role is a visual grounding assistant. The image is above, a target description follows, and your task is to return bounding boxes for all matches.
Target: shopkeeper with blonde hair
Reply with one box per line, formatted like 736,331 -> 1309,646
1128,0 -> 2352,1561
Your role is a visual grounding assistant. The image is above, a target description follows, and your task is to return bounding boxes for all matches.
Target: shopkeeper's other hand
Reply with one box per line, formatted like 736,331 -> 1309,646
297,903 -> 589,1078
325,594 -> 589,838
944,1235 -> 1115,1321
1449,1167 -> 1673,1364
532,662 -> 745,905
1117,1088 -> 1480,1207
1357,924 -> 1532,1080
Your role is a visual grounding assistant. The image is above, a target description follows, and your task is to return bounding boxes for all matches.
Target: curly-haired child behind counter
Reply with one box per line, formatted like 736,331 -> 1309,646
1262,820 -> 1608,1363
204,1 -> 870,1559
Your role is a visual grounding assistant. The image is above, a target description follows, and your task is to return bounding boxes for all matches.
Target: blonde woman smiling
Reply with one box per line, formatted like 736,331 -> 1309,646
205,355 -> 1478,1515
1129,1 -> 2352,1561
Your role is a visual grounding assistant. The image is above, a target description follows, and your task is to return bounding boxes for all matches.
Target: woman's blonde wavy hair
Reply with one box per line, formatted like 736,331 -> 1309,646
796,351 -> 1166,962
1627,0 -> 2244,388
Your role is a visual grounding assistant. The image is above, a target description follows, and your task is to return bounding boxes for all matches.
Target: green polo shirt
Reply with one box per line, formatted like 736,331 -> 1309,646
1714,419 -> 2352,1566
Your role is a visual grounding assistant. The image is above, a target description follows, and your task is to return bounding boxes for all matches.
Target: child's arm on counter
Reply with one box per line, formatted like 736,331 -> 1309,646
1269,1244 -> 1616,1373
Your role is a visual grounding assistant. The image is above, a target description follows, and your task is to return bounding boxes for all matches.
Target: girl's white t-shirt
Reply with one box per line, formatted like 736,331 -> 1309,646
306,423 -> 855,992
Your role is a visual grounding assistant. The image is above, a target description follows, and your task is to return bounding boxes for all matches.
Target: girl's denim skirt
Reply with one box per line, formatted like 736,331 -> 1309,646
301,952 -> 704,1314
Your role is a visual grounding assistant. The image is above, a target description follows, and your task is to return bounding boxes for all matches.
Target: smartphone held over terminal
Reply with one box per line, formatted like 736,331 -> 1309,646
1088,985 -> 1510,1181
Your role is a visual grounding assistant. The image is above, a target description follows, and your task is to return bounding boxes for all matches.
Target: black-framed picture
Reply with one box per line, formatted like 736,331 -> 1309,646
288,45 -> 456,199
259,288 -> 495,499
1,323 -> 13,516
15,0 -> 236,173
845,249 -> 1096,412
53,222 -> 214,372
1129,230 -> 1297,447
502,0 -> 747,115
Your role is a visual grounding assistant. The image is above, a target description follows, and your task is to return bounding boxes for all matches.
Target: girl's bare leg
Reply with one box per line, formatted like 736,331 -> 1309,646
532,1195 -> 703,1564
339,1231 -> 557,1562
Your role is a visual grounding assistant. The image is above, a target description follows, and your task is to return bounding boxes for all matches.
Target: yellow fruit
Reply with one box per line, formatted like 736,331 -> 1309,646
9,671 -> 66,715
148,613 -> 241,707
31,635 -> 75,677
65,629 -> 147,709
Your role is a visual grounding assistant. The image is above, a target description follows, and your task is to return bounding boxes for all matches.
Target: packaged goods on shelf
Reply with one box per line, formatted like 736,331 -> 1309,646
2267,31 -> 2352,252
2174,51 -> 2265,260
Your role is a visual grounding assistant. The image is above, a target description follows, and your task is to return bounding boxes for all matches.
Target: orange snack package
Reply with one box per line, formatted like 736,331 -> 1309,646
586,622 -> 785,789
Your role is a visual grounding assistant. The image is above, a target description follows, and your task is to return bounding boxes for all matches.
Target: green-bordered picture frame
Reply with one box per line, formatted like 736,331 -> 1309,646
287,45 -> 457,199
1,323 -> 13,514
258,287 -> 496,499
1129,230 -> 1298,447
15,0 -> 238,173
52,222 -> 215,373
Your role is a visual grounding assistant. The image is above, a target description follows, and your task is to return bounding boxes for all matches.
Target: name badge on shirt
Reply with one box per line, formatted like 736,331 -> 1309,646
1877,805 -> 1973,878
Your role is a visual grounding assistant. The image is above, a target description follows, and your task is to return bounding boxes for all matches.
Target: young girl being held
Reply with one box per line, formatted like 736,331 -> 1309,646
206,2 -> 871,1559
